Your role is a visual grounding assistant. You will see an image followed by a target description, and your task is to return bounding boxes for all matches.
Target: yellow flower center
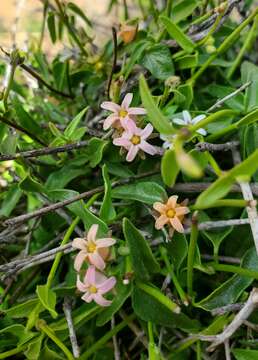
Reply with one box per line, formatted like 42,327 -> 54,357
166,209 -> 176,218
89,285 -> 97,294
87,242 -> 96,253
131,135 -> 141,145
119,109 -> 128,118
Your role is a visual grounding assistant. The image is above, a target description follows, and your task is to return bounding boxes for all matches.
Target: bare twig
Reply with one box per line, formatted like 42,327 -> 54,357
207,82 -> 251,112
196,288 -> 258,351
211,303 -> 244,316
0,141 -> 88,161
3,170 -> 159,227
106,27 -> 118,98
185,218 -> 250,233
120,310 -> 148,350
195,141 -> 239,152
224,339 -> 231,360
232,150 -> 258,255
201,254 -> 241,265
111,317 -> 120,360
63,297 -> 80,358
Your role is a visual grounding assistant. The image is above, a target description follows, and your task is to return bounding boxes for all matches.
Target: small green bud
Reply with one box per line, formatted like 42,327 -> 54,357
118,246 -> 130,256
165,75 -> 181,89
206,45 -> 216,54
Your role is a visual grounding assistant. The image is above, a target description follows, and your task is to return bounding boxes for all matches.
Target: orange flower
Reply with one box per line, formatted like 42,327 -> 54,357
118,24 -> 137,44
153,195 -> 190,233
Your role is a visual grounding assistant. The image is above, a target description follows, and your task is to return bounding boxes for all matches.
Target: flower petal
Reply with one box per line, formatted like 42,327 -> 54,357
103,114 -> 119,130
126,145 -> 139,162
101,101 -> 120,113
98,276 -> 116,293
197,128 -> 207,136
85,265 -> 96,285
122,117 -> 137,133
175,206 -> 190,216
192,114 -> 206,124
167,195 -> 178,208
155,215 -> 169,229
87,224 -> 98,243
170,217 -> 184,233
139,140 -> 157,155
128,107 -> 146,115
72,238 -> 86,250
182,110 -> 192,124
121,93 -> 133,109
153,202 -> 167,213
172,118 -> 186,126
76,276 -> 87,292
82,293 -> 93,303
96,238 -> 116,248
113,137 -> 131,149
88,252 -> 106,271
74,251 -> 87,272
139,124 -> 153,139
93,293 -> 112,307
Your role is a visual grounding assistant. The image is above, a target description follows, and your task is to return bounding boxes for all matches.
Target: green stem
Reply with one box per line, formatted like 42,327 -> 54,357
188,7 -> 258,84
227,15 -> 258,79
209,263 -> 258,279
205,152 -> 222,176
37,320 -> 74,360
136,282 -> 180,313
80,314 -> 135,359
46,216 -> 79,288
0,346 -> 26,359
38,0 -> 48,50
160,247 -> 188,305
187,212 -> 198,298
196,340 -> 201,360
3,63 -> 16,110
166,0 -> 173,16
54,0 -> 88,57
192,199 -> 247,210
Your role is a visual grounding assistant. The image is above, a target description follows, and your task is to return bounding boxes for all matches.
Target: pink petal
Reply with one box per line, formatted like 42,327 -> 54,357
128,107 -> 146,115
139,124 -> 153,139
170,217 -> 184,233
175,206 -> 190,216
95,271 -> 108,285
88,252 -> 106,271
122,117 -> 137,133
96,238 -> 116,248
97,276 -> 116,293
167,195 -> 178,208
101,101 -> 120,113
87,224 -> 98,243
153,202 -> 167,213
121,93 -> 133,109
103,114 -> 119,130
74,251 -> 87,272
76,276 -> 87,292
155,215 -> 169,230
82,292 -> 93,303
93,293 -> 112,307
139,140 -> 157,156
85,265 -> 96,285
126,145 -> 139,162
113,137 -> 131,149
72,238 -> 86,250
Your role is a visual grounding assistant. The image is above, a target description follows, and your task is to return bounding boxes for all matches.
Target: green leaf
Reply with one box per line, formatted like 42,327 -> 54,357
25,335 -> 44,360
2,299 -> 39,318
0,184 -> 22,217
123,41 -> 149,80
46,164 -> 88,190
96,282 -> 132,326
171,0 -> 199,23
139,75 -> 174,135
19,175 -> 45,193
241,61 -> 258,112
141,44 -> 174,80
47,12 -> 57,43
112,181 -> 167,204
83,137 -> 108,167
36,285 -> 58,319
196,149 -> 258,208
64,107 -> 88,138
166,232 -> 188,272
173,83 -> 193,109
233,349 -> 258,360
0,133 -> 17,154
132,286 -> 199,331
175,53 -> 198,70
160,16 -> 195,53
100,164 -> 116,221
0,324 -> 35,346
67,2 -> 92,26
161,149 -> 180,186
123,218 -> 160,281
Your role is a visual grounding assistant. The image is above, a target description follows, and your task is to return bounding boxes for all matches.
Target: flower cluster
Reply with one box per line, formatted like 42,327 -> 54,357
101,93 -> 161,162
72,224 -> 116,307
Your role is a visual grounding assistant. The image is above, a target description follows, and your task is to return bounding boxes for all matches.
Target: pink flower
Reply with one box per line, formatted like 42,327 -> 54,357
113,120 -> 159,162
101,93 -> 146,130
72,224 -> 116,271
77,266 -> 116,307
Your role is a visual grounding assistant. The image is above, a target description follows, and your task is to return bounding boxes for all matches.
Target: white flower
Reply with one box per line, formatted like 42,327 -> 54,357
172,110 -> 207,136
160,134 -> 176,150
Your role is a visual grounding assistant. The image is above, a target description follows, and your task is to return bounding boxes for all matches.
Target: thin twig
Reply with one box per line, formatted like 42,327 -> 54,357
232,150 -> 258,255
195,141 -> 239,152
196,288 -> 258,351
207,81 -> 252,112
106,27 -> 118,98
3,170 -> 159,227
201,254 -> 241,265
224,340 -> 231,360
211,303 -> 244,316
111,317 -> 120,360
63,297 -> 80,358
0,141 -> 88,161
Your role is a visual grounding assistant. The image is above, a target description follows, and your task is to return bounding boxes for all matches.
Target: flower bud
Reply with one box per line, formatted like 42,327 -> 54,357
118,24 -> 138,44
